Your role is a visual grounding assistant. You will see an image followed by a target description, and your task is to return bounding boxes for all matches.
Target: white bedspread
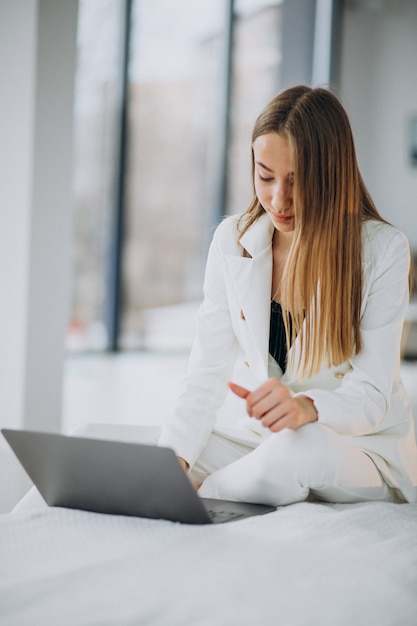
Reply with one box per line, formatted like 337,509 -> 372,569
1,502 -> 416,626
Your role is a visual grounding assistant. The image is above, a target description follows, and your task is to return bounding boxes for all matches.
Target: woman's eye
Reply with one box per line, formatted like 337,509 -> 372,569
259,174 -> 273,182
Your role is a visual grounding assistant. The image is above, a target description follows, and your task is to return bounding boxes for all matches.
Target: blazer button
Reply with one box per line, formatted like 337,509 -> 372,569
334,372 -> 344,379
244,361 -> 250,367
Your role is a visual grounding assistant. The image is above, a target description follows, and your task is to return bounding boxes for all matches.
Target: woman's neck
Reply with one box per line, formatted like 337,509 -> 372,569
273,229 -> 294,254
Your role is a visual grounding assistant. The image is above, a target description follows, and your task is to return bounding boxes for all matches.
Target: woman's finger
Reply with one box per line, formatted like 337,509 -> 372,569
228,381 -> 250,398
260,398 -> 294,428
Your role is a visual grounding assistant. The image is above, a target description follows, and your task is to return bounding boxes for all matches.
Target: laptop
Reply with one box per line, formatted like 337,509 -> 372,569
2,428 -> 276,524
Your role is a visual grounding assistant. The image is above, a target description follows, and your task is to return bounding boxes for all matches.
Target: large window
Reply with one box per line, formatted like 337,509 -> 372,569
228,0 -> 282,216
69,0 -> 126,350
69,0 -> 284,352
120,0 -> 226,349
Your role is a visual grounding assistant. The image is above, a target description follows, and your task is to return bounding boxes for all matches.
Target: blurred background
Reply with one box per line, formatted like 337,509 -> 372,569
0,0 -> 416,511
70,0 -> 417,352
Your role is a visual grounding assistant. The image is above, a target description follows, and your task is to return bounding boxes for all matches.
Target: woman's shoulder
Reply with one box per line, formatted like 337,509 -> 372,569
362,219 -> 410,266
216,212 -> 245,234
210,213 -> 245,250
362,219 -> 410,252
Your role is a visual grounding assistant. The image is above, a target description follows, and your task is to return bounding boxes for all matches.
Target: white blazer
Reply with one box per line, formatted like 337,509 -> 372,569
159,213 -> 417,502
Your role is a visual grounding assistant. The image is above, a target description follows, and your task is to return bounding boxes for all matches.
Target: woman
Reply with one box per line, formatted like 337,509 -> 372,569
158,85 -> 417,506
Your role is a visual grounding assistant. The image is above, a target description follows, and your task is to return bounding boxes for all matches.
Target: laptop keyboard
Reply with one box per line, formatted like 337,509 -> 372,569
207,508 -> 245,523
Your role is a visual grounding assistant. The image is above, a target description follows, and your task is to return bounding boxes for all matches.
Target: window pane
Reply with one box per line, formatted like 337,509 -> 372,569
69,0 -> 125,351
120,0 -> 225,349
227,1 -> 283,217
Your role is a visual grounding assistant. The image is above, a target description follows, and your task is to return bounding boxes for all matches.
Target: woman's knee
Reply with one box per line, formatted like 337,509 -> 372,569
231,428 -> 318,504
256,423 -> 333,472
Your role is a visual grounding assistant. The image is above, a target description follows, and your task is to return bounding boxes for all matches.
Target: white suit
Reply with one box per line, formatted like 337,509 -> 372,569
159,213 -> 417,504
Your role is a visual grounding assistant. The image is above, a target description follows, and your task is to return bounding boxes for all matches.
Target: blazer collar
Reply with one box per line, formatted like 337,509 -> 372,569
239,212 -> 275,258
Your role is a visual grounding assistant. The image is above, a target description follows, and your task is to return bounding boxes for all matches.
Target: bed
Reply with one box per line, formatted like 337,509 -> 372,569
1,498 -> 417,625
2,422 -> 417,625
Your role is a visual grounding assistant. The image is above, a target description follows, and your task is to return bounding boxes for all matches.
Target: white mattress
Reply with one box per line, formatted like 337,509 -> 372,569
1,501 -> 416,625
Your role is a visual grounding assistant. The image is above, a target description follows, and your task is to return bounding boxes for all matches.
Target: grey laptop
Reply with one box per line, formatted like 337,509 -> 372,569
2,428 -> 276,524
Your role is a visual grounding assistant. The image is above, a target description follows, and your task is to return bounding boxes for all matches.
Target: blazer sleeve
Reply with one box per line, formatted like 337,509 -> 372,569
300,226 -> 411,436
158,221 -> 239,466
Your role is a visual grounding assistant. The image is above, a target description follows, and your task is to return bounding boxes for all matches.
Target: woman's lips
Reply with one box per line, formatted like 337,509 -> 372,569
271,212 -> 294,223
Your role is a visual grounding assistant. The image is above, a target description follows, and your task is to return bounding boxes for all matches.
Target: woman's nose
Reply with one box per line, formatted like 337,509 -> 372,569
271,181 -> 291,210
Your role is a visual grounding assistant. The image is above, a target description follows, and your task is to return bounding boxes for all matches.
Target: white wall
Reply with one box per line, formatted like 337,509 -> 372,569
0,0 -> 78,433
339,0 -> 417,250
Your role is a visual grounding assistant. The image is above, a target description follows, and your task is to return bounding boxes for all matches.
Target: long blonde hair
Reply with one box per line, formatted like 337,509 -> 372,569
239,85 -> 387,378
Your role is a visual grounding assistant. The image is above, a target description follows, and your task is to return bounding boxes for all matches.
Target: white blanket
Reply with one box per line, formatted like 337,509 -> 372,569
1,501 -> 416,625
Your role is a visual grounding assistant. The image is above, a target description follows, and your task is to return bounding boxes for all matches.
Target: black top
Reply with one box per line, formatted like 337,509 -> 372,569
269,301 -> 290,372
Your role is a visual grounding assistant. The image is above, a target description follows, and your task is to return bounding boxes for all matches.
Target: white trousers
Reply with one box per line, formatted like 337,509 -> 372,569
194,424 -> 399,506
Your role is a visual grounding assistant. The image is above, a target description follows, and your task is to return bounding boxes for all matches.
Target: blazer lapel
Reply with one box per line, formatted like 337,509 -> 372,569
226,214 -> 274,382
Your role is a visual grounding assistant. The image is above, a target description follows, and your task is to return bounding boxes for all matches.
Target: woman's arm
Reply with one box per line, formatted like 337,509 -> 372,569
298,226 -> 411,436
158,219 -> 239,467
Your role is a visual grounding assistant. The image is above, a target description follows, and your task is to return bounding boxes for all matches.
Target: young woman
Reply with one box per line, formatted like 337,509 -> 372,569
158,85 -> 417,506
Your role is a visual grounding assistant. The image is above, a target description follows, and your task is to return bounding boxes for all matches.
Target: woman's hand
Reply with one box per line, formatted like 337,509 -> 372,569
177,457 -> 189,472
228,378 -> 317,433
177,457 -> 202,491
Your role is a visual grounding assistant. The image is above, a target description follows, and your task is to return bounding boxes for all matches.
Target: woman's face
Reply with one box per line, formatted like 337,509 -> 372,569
253,132 -> 295,234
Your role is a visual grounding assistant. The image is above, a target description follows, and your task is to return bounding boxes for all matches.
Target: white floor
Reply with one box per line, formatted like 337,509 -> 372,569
1,351 -> 416,514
